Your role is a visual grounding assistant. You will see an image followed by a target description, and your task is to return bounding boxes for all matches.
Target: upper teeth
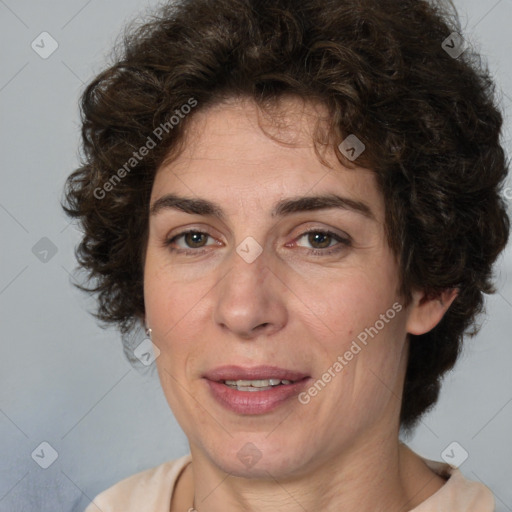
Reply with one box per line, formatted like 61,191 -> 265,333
224,379 -> 292,387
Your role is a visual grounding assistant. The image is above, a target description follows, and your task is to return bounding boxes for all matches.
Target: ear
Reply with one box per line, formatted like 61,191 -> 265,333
405,288 -> 458,335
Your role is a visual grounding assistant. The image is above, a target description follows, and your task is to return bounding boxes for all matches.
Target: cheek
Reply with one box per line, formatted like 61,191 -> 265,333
144,265 -> 203,412
144,255 -> 205,333
295,268 -> 400,350
297,264 -> 407,410
144,257 -> 214,384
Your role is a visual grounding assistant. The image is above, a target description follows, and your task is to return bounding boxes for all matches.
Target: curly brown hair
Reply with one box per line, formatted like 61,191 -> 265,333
62,0 -> 510,431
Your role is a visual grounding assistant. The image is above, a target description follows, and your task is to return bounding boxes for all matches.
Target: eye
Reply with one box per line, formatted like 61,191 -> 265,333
294,229 -> 351,256
164,230 -> 217,254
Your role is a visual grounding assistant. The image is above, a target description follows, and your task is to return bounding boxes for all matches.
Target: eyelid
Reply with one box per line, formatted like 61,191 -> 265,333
288,228 -> 352,256
164,228 -> 220,250
164,223 -> 221,242
292,228 -> 351,245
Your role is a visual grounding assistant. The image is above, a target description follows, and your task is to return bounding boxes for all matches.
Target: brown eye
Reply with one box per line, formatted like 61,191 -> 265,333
183,232 -> 208,248
164,230 -> 215,253
294,229 -> 351,256
307,232 -> 333,249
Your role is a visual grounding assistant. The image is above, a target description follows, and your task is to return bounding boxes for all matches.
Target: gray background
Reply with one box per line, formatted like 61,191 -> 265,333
0,0 -> 511,511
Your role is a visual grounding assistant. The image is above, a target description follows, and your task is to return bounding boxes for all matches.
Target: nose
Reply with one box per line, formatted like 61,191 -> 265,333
212,246 -> 288,340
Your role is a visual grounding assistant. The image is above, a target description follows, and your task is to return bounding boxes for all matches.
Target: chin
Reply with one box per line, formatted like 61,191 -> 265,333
204,435 -> 316,480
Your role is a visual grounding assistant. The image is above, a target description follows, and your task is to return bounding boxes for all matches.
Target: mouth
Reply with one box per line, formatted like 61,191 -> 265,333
203,365 -> 311,414
203,365 -> 309,387
222,378 -> 296,391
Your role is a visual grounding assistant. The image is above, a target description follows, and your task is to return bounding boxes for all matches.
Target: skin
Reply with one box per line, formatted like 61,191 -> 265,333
143,95 -> 457,512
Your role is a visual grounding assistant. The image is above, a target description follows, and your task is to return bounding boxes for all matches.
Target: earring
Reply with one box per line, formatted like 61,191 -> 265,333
145,327 -> 152,338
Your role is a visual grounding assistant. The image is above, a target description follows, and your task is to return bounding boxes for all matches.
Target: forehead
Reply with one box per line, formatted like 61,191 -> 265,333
152,96 -> 385,222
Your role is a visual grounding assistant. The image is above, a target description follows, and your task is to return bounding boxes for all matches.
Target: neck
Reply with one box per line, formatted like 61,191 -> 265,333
180,431 -> 445,512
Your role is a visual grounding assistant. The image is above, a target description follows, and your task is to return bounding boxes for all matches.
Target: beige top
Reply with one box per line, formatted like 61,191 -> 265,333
84,453 -> 495,511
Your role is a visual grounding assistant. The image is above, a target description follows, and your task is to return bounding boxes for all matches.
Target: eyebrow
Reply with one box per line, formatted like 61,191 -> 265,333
149,193 -> 375,220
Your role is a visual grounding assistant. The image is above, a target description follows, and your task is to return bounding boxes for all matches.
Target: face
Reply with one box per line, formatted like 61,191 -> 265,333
144,96 -> 414,479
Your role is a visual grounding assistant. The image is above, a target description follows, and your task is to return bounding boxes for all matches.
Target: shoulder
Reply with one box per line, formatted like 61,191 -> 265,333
84,454 -> 192,512
412,456 -> 495,512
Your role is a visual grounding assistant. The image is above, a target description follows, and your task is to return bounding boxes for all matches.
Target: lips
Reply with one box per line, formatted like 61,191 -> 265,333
203,365 -> 309,382
203,365 -> 311,414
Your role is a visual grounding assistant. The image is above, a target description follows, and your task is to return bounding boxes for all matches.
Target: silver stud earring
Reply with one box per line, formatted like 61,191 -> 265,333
145,327 -> 152,338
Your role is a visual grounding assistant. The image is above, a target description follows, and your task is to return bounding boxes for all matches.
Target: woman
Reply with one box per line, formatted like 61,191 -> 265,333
63,0 -> 509,510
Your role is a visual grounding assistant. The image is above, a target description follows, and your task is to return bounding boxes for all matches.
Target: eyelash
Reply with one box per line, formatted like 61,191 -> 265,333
163,228 -> 351,257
